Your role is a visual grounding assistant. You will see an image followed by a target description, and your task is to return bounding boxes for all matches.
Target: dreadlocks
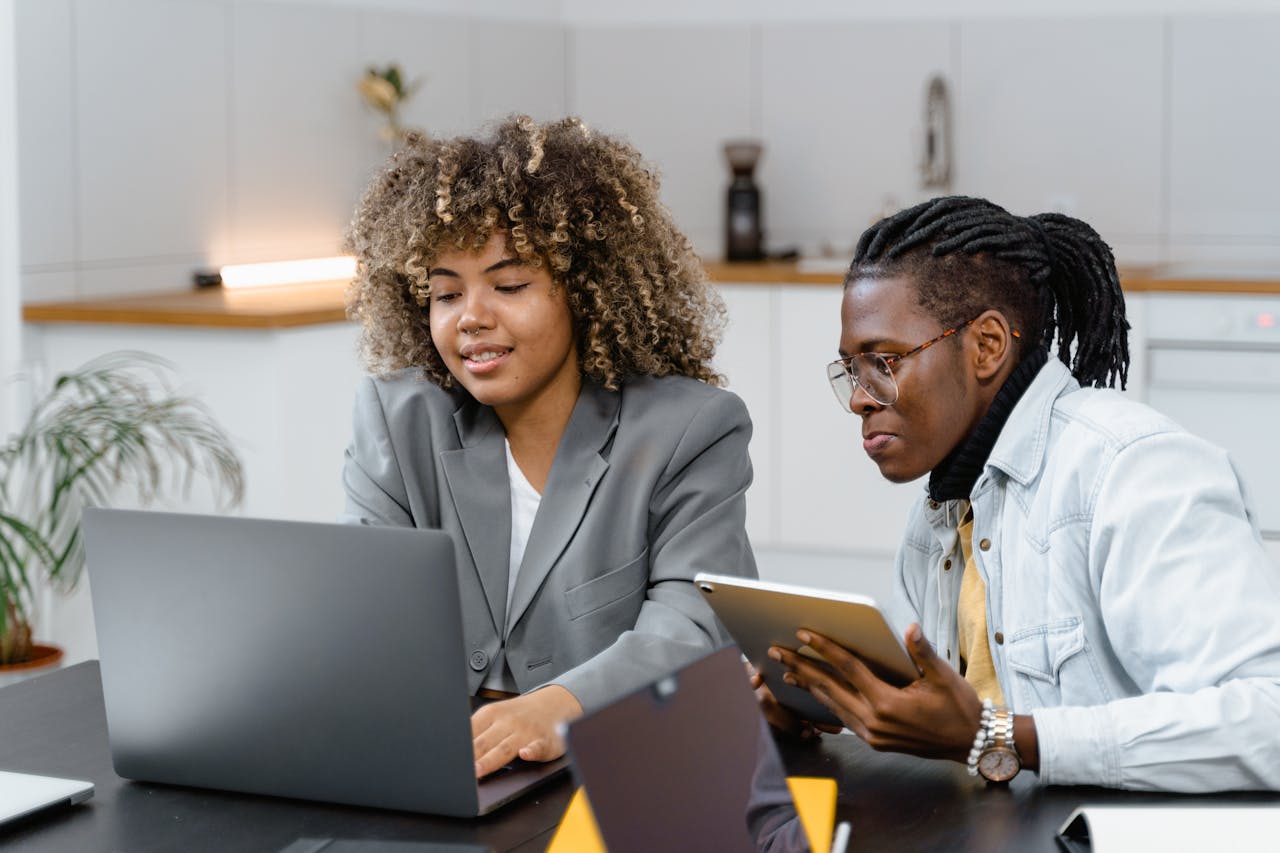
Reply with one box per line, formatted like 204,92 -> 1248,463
850,196 -> 1129,390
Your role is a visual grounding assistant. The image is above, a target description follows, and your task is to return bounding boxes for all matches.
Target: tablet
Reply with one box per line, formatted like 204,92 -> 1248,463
695,573 -> 918,727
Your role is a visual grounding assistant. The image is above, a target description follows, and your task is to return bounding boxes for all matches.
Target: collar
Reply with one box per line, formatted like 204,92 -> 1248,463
984,357 -> 1077,488
927,347 -> 1049,503
920,357 -> 1078,537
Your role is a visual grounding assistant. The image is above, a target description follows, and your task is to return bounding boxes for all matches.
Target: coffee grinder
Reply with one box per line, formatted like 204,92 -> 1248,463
723,140 -> 764,261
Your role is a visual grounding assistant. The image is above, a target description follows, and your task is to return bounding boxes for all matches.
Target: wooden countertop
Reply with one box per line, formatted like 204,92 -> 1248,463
1116,275 -> 1280,295
22,281 -> 351,329
22,263 -> 1280,329
708,261 -> 1280,295
702,260 -> 850,285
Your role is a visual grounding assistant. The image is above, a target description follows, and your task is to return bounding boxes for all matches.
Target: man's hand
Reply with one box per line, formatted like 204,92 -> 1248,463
471,684 -> 584,779
770,623 -> 983,762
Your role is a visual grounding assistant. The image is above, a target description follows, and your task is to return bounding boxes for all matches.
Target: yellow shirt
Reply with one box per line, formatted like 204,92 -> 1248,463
957,512 -> 1004,704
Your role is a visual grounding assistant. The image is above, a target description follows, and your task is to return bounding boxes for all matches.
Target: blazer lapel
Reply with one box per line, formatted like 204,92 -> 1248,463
440,402 -> 511,634
506,382 -> 619,632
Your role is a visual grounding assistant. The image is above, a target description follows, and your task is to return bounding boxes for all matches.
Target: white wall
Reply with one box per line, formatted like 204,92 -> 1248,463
0,0 -> 20,436
561,0 -> 1280,24
16,1 -> 1280,305
563,11 -> 1280,264
15,0 -> 566,303
253,0 -> 562,20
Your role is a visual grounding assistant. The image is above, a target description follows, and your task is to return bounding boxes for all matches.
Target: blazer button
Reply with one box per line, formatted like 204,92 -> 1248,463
994,631 -> 1005,645
979,538 -> 992,551
469,650 -> 489,671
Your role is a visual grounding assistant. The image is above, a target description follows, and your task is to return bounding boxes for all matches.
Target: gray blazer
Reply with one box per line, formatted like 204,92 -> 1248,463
341,372 -> 758,712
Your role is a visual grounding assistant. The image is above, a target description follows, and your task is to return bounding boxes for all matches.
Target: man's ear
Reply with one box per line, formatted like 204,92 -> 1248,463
971,311 -> 1016,382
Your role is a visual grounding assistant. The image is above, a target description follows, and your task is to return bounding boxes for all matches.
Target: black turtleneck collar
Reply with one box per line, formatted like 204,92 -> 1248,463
927,346 -> 1050,503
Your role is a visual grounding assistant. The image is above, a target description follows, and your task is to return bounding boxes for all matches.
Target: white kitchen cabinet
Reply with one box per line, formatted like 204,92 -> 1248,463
1169,16 -> 1280,249
24,320 -> 363,522
955,17 -> 1165,263
774,286 -> 922,556
716,285 -> 778,545
717,282 -> 920,564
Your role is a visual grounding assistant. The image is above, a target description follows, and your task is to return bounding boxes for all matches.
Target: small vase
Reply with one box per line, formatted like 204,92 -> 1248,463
0,643 -> 64,688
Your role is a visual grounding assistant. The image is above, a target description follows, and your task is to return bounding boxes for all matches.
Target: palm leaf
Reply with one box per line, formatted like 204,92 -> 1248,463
1,351 -> 244,645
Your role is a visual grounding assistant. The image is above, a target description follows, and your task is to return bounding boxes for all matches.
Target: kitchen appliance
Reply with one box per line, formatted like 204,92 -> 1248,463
920,74 -> 952,191
724,140 -> 764,261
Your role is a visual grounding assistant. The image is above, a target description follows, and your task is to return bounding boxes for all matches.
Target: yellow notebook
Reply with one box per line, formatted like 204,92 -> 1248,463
547,776 -> 837,852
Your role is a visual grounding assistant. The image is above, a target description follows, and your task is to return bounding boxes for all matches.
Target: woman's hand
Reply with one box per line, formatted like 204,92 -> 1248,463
470,685 -> 584,778
770,623 -> 983,762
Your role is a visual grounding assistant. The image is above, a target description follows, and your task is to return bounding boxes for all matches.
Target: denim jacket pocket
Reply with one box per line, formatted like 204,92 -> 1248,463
1005,617 -> 1106,707
1007,618 -> 1084,682
565,548 -> 650,620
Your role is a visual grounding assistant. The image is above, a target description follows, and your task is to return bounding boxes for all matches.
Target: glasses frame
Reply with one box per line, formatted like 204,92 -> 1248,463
827,315 -> 988,410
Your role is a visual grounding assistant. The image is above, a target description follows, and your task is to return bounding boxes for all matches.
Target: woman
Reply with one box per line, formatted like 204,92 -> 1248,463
342,116 -> 756,778
764,196 -> 1280,791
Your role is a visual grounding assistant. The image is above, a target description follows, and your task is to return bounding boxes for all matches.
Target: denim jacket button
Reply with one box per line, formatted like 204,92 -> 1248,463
994,631 -> 1005,645
944,559 -> 953,571
979,538 -> 992,551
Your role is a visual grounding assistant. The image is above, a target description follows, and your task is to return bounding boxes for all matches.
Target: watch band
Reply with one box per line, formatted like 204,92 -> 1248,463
966,698 -> 996,777
966,700 -> 1021,780
990,708 -> 1015,750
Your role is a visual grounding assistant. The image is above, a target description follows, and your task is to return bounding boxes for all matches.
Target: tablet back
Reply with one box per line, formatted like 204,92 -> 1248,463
694,573 -> 917,727
565,646 -> 806,853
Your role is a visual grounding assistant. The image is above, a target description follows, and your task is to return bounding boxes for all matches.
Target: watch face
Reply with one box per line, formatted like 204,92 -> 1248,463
978,747 -> 1020,783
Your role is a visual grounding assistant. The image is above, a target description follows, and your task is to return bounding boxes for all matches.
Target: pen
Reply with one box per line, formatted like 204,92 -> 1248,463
830,820 -> 851,853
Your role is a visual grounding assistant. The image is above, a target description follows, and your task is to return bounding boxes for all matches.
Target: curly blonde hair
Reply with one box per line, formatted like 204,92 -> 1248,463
345,115 -> 725,390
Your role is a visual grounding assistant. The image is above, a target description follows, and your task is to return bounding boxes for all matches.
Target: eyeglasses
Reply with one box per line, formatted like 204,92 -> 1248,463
826,316 -> 990,410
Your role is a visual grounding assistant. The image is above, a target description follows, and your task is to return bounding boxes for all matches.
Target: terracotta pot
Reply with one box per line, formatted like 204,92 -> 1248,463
0,643 -> 64,688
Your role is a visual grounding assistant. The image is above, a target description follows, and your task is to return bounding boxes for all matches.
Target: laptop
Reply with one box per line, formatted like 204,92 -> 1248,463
82,508 -> 567,817
0,770 -> 93,828
565,645 -> 808,853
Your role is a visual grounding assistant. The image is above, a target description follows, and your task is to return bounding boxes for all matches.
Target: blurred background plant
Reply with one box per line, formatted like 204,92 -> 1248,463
357,63 -> 423,144
0,352 -> 244,666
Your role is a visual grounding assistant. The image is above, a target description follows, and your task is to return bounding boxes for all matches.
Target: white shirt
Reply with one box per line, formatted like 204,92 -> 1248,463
481,439 -> 542,691
504,439 -> 542,626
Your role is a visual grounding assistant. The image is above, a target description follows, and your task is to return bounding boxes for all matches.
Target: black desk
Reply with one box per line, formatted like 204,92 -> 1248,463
782,718 -> 1280,851
0,663 -> 572,852
3,662 -> 1278,852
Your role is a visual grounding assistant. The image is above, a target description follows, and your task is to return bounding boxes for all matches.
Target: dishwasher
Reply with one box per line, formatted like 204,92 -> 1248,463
1144,291 -> 1280,563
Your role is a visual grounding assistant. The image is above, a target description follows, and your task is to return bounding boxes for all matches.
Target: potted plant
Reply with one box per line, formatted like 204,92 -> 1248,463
0,351 -> 244,677
357,62 -> 423,144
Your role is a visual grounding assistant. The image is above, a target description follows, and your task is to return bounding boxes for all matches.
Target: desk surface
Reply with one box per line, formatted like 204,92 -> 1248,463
782,722 -> 1280,851
3,662 -> 1278,852
0,663 -> 571,852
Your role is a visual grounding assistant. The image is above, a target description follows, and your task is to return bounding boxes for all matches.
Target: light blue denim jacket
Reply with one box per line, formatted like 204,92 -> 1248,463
887,358 -> 1280,792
